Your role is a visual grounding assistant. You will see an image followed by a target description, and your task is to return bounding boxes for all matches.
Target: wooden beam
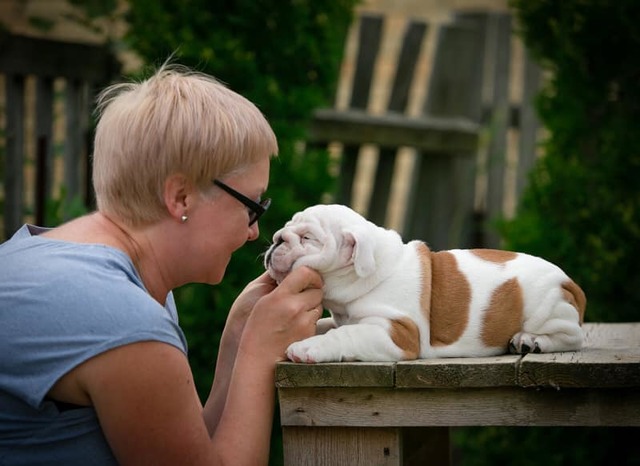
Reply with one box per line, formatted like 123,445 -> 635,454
0,33 -> 116,82
279,386 -> 640,427
309,109 -> 479,153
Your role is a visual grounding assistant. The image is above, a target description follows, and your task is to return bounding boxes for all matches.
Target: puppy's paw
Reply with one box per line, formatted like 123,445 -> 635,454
287,335 -> 335,363
509,332 -> 546,354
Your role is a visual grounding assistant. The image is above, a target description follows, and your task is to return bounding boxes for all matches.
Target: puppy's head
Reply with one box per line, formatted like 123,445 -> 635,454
264,204 -> 384,284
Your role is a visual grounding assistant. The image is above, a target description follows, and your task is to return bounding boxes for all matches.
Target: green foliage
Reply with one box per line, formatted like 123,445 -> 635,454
45,188 -> 90,225
500,0 -> 640,322
453,427 -> 640,466
124,0 -> 356,129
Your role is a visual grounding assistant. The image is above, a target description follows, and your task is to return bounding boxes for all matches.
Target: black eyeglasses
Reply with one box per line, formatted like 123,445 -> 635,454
213,179 -> 271,226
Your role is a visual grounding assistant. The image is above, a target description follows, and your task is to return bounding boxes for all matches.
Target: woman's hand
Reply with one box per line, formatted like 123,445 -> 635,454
204,267 -> 323,434
206,267 -> 323,462
240,266 -> 324,362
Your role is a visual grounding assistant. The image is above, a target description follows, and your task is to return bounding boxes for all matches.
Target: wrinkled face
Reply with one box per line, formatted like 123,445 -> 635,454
264,205 -> 370,283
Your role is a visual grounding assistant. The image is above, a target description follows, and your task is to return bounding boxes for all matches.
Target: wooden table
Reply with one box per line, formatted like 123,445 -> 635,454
275,323 -> 640,465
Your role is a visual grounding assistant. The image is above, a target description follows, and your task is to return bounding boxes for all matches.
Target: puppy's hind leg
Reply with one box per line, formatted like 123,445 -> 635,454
509,301 -> 584,354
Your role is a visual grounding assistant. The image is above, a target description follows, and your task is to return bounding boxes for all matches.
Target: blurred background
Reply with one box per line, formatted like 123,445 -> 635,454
1,0 -> 638,464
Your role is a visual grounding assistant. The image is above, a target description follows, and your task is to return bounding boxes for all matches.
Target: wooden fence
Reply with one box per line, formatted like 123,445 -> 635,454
1,11 -> 542,249
311,11 -> 543,250
0,33 -> 118,240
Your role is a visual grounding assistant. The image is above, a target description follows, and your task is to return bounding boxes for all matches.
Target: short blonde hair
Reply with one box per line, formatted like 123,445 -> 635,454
92,64 -> 278,226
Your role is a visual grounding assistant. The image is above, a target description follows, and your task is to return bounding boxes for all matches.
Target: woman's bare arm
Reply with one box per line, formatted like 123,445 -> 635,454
74,267 -> 322,466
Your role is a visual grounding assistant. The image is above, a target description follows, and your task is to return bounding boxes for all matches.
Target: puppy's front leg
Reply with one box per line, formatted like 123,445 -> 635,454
287,317 -> 419,363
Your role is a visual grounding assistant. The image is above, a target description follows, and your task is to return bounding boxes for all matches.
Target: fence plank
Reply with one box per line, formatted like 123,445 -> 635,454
0,33 -> 117,239
481,13 -> 512,248
64,79 -> 83,212
403,19 -> 485,249
516,53 -> 542,200
35,76 -> 54,226
337,15 -> 384,207
4,74 -> 25,238
369,20 -> 428,226
310,110 -> 478,152
310,11 -> 543,249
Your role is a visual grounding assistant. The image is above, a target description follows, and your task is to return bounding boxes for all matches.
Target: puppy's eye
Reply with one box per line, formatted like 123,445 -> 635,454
301,234 -> 316,243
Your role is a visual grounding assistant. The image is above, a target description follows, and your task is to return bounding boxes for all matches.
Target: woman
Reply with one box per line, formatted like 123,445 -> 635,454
0,65 -> 324,465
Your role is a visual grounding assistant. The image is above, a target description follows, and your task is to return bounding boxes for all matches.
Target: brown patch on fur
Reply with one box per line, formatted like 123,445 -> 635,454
416,243 -> 432,321
562,280 -> 587,324
390,317 -> 420,360
471,249 -> 518,264
428,250 -> 471,346
481,278 -> 524,348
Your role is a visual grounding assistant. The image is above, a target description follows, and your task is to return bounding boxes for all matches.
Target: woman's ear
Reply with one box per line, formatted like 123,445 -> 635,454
163,173 -> 191,221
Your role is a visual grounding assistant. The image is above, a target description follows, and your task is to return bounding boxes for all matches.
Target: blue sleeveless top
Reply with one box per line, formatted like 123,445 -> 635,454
0,225 -> 188,465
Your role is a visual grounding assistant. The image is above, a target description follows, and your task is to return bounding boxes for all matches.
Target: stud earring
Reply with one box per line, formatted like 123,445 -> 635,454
181,214 -> 188,223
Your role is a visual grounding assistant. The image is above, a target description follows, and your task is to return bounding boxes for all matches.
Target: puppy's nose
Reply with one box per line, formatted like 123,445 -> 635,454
264,237 -> 285,268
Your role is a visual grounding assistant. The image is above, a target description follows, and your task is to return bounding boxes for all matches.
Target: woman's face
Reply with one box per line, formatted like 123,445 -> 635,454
187,156 -> 271,284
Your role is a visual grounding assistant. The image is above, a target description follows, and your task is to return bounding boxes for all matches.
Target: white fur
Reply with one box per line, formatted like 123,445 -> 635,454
264,204 -> 585,363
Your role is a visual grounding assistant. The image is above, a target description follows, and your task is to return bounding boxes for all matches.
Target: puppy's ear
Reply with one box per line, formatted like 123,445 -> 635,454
343,226 -> 376,277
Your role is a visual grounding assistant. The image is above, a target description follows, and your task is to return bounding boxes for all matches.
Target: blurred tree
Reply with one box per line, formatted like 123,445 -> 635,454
499,0 -> 640,322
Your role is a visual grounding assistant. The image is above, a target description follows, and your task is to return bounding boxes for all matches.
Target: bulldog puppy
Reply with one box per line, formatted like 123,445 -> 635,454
264,204 -> 586,363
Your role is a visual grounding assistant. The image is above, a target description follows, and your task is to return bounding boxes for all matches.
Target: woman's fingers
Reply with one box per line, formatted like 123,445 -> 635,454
273,267 -> 323,318
278,266 -> 323,294
239,267 -> 324,361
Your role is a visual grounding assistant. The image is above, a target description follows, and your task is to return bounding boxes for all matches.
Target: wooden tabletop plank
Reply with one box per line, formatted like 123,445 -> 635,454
582,322 -> 640,348
519,323 -> 640,388
276,361 -> 395,388
395,355 -> 521,388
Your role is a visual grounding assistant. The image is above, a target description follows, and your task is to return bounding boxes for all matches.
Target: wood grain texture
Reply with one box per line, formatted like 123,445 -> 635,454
396,355 -> 520,388
519,323 -> 640,388
282,426 -> 400,466
276,362 -> 395,388
279,386 -> 640,427
281,426 -> 451,466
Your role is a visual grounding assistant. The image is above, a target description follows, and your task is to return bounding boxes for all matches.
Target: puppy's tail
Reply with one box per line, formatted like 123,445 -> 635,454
562,280 -> 587,324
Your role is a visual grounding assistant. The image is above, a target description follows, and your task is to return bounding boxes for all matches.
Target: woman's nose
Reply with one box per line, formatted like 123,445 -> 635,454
247,222 -> 260,242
